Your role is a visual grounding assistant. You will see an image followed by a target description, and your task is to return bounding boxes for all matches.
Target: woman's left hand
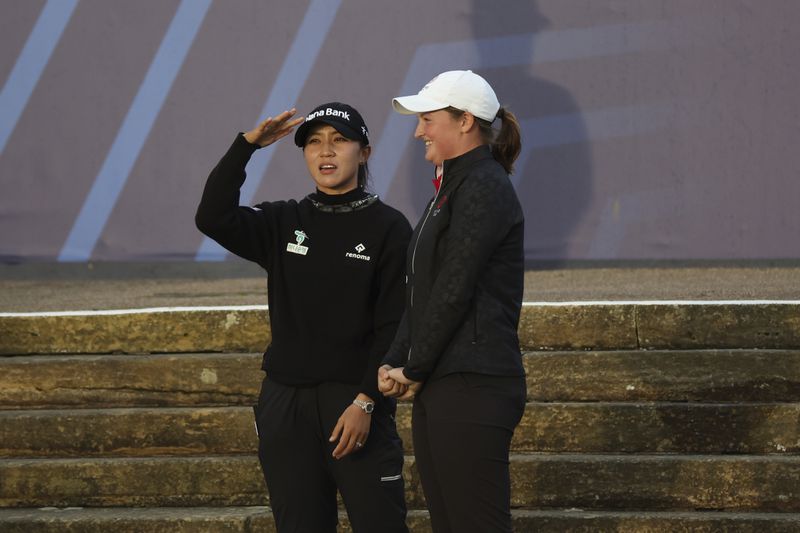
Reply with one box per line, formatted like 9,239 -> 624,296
329,394 -> 372,459
388,367 -> 423,401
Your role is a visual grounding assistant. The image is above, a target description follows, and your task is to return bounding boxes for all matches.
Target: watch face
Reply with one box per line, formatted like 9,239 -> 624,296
354,399 -> 374,413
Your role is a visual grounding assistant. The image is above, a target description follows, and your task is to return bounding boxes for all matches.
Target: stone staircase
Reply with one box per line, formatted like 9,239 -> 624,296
1,302 -> 800,532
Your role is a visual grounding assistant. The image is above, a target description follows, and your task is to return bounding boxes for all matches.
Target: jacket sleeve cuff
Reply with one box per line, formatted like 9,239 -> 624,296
234,132 -> 261,153
358,370 -> 381,403
381,351 -> 404,369
358,387 -> 379,404
403,367 -> 428,383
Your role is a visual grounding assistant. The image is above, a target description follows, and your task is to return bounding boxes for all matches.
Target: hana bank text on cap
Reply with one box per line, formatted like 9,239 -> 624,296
392,70 -> 500,122
294,102 -> 370,147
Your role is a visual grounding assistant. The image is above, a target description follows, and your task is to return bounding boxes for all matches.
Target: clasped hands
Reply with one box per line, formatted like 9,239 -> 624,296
378,365 -> 422,401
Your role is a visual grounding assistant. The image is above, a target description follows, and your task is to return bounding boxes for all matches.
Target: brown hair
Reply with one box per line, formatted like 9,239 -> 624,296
445,106 -> 522,174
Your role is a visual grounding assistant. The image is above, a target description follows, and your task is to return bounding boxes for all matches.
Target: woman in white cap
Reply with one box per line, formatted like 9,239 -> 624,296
378,70 -> 526,532
196,103 -> 410,532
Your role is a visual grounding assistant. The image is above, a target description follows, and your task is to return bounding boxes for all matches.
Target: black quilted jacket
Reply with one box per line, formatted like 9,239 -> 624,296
383,144 -> 525,383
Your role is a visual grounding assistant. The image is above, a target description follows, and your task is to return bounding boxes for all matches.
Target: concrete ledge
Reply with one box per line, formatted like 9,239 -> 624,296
511,403 -> 800,454
0,456 -> 424,509
511,510 -> 800,533
4,302 -> 800,355
0,507 -> 419,533
524,350 -> 800,402
0,407 -> 258,458
0,456 -> 270,508
3,455 -> 800,512
510,454 -> 800,511
3,350 -> 800,409
1,508 -> 799,533
0,307 -> 270,355
0,508 -> 433,533
518,304 -> 638,350
0,507 -> 268,533
638,303 -> 800,349
3,402 -> 798,458
0,353 -> 262,408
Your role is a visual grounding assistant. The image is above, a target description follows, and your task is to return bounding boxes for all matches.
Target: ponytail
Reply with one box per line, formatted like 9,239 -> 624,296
445,105 -> 522,174
489,107 -> 521,174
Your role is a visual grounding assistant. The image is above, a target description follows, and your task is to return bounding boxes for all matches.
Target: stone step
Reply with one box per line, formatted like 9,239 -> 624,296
525,349 -> 800,402
3,403 -> 799,458
2,350 -> 799,409
1,508 -> 799,533
514,402 -> 800,454
0,407 -> 257,458
0,353 -> 261,409
3,302 -> 799,354
2,454 -> 799,512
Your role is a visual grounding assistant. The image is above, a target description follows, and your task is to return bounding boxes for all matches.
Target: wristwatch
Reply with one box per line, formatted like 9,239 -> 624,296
353,398 -> 375,413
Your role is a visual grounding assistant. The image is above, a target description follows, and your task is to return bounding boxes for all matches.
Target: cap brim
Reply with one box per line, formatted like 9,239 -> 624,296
294,118 -> 365,147
392,94 -> 448,115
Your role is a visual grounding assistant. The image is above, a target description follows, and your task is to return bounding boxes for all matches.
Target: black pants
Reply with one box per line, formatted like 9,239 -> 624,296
254,377 -> 408,533
412,372 -> 527,533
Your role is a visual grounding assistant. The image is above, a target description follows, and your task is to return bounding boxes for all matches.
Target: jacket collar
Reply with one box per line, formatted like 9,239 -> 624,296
310,187 -> 369,205
306,187 -> 378,213
438,144 -> 493,192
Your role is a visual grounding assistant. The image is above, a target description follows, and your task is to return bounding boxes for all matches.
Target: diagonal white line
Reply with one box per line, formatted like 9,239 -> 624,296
58,0 -> 212,262
0,0 -> 79,156
195,0 -> 343,261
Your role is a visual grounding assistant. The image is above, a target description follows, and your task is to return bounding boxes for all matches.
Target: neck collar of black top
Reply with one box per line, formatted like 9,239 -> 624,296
307,188 -> 378,213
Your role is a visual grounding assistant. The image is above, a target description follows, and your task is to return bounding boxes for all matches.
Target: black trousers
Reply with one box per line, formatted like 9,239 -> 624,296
412,372 -> 527,533
254,377 -> 408,533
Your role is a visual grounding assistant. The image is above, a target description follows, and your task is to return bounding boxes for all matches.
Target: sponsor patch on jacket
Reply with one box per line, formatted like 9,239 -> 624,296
345,243 -> 370,261
287,230 -> 309,255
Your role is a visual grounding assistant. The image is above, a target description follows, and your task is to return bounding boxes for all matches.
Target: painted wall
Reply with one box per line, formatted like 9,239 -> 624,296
1,0 -> 798,262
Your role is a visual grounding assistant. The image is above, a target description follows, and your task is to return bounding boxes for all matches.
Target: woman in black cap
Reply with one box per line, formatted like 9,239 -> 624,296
378,70 -> 526,533
196,103 -> 410,533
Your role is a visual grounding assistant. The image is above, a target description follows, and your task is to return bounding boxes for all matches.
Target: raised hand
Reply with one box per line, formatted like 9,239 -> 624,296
243,108 -> 305,148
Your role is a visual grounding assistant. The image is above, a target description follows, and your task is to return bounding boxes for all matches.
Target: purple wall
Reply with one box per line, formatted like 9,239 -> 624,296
2,0 -> 799,262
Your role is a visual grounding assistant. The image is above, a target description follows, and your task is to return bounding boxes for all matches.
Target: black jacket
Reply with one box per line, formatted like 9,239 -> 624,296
196,134 -> 411,402
383,145 -> 525,383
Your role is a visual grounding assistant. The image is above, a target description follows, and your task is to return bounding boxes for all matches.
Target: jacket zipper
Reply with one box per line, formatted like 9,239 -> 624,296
407,165 -> 445,362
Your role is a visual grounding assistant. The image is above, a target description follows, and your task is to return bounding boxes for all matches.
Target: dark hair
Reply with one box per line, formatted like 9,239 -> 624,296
358,157 -> 370,190
445,106 -> 522,174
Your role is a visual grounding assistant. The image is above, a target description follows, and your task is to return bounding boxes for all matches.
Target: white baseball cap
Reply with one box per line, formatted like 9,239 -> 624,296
392,70 -> 500,122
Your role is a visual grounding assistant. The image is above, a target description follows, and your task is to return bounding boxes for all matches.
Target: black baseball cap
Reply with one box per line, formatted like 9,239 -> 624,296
294,102 -> 370,147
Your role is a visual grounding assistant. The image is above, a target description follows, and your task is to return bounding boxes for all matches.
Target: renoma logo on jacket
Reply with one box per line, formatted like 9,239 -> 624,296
346,243 -> 371,261
287,230 -> 309,255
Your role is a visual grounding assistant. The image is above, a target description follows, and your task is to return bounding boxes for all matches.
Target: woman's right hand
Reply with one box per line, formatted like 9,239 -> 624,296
243,108 -> 305,148
378,364 -> 409,398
